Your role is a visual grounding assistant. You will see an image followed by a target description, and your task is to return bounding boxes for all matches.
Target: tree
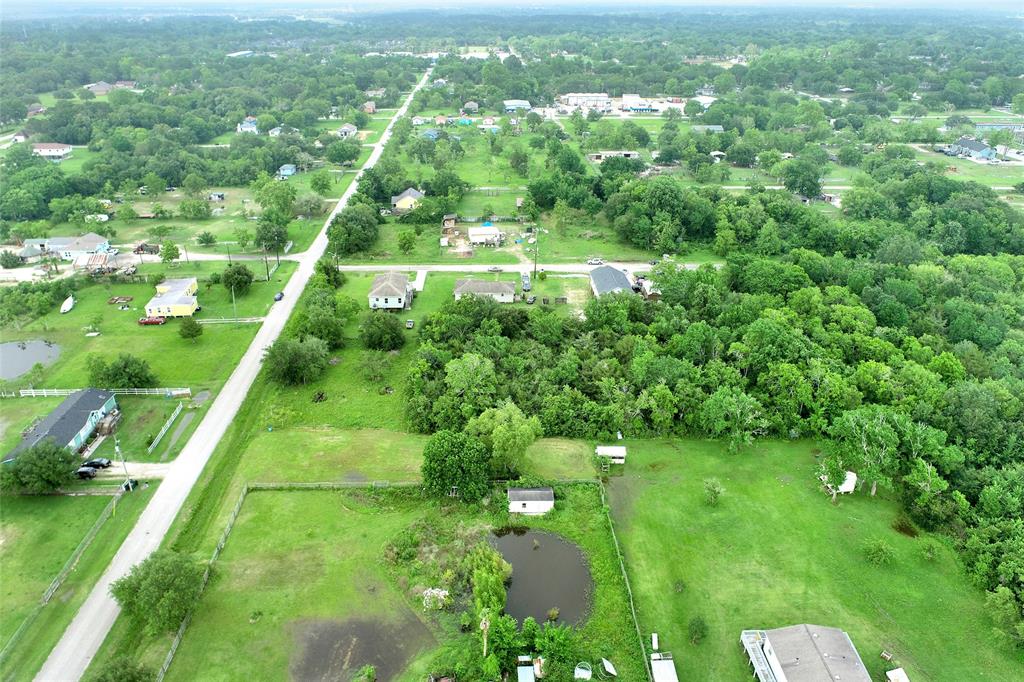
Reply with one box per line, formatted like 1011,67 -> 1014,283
465,401 -> 542,476
1,250 -> 21,269
828,406 -> 900,496
326,139 -> 361,165
196,231 -> 216,246
699,387 -> 766,452
987,129 -> 1014,159
233,227 -> 252,251
309,170 -> 333,197
264,336 -> 329,385
361,311 -> 405,351
181,173 -> 206,197
178,198 -> 211,220
110,551 -> 204,636
118,203 -> 138,222
179,317 -> 203,343
88,353 -> 158,388
688,616 -> 709,645
255,220 -> 288,255
359,350 -> 393,383
780,158 -> 822,198
0,440 -> 77,494
222,263 -> 254,296
421,430 -> 490,502
142,172 -> 165,197
159,241 -> 179,263
397,229 -> 416,255
703,478 -> 724,506
314,257 -> 346,288
86,657 -> 155,682
328,204 -> 380,255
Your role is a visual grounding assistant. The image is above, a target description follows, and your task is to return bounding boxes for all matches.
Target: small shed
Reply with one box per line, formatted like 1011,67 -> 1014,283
650,653 -> 679,682
468,225 -> 501,246
516,656 -> 536,682
508,487 -> 554,515
886,669 -> 910,682
595,445 -> 627,464
442,213 -> 457,229
820,471 -> 858,495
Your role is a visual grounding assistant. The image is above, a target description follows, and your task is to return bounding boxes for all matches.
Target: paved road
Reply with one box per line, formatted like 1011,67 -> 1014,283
34,67 -> 433,682
335,260 -> 712,274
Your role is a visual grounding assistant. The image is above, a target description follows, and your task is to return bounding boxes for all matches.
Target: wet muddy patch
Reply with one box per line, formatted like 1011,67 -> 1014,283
290,614 -> 434,681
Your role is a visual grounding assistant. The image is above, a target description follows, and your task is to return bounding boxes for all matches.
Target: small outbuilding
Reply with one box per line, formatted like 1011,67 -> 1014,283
442,213 -> 458,230
467,224 -> 502,246
595,445 -> 627,464
508,487 -> 554,515
820,471 -> 858,495
650,653 -> 679,682
886,669 -> 910,682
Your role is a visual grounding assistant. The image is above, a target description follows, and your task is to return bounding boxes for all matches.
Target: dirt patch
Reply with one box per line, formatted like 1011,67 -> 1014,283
290,614 -> 434,681
192,390 -> 212,405
343,471 -> 368,483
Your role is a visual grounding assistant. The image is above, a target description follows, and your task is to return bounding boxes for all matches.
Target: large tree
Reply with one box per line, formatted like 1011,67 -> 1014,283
110,551 -> 204,636
263,336 -> 329,385
465,401 -> 542,476
421,430 -> 490,502
327,203 -> 379,255
0,440 -> 78,494
361,311 -> 405,351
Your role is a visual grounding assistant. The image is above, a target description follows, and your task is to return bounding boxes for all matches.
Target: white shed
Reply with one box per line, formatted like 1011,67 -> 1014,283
508,487 -> 554,515
650,653 -> 679,682
886,669 -> 910,682
595,445 -> 627,464
820,471 -> 858,495
468,225 -> 502,246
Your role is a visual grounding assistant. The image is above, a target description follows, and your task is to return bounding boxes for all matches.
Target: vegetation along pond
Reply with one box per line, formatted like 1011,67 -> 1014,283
0,340 -> 61,381
490,528 -> 593,625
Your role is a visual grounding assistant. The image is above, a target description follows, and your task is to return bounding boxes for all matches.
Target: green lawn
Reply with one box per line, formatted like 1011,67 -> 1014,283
912,148 -> 1022,186
0,485 -> 157,681
0,397 -> 63,454
59,148 -> 101,175
607,439 -> 1024,681
90,395 -> 209,463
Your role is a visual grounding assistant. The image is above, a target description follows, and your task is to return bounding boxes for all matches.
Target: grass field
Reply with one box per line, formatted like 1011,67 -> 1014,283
607,439 -> 1024,681
0,397 -> 63,454
0,485 -> 157,681
912,148 -> 1022,185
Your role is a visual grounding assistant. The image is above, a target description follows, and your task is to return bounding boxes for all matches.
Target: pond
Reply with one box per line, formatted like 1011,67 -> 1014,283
0,340 -> 61,381
490,528 -> 593,626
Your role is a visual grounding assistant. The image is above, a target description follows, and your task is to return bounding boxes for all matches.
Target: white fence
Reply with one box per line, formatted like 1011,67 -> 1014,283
147,402 -> 184,454
13,387 -> 191,398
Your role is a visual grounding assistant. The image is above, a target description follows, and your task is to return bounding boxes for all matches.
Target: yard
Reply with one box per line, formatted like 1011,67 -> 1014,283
606,439 -> 1024,681
911,148 -> 1022,186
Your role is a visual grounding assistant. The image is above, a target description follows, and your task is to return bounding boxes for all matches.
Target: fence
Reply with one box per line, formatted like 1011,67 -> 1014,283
0,492 -> 122,667
12,387 -> 191,398
147,402 -> 183,454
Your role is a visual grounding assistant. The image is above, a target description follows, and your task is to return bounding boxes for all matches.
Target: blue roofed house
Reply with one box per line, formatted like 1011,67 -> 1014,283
949,137 -> 996,160
421,128 -> 441,141
277,164 -> 297,179
4,389 -> 118,463
236,116 -> 259,134
504,99 -> 531,113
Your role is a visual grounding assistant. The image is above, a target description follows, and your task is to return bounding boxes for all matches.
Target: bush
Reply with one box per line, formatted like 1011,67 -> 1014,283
0,440 -> 78,494
179,317 -> 203,343
196,231 -> 216,246
863,539 -> 896,567
361,311 -> 406,351
703,478 -> 724,506
110,551 -> 204,636
221,263 -> 254,296
688,616 -> 708,645
264,336 -> 329,385
0,250 -> 21,268
88,353 -> 158,388
86,657 -> 155,682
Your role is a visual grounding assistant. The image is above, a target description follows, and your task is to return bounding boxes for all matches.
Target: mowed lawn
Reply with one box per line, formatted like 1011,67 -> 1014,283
164,490 -> 436,682
607,439 -> 1024,681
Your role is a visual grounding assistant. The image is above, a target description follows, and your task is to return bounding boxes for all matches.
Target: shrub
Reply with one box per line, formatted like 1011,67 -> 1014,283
0,440 -> 78,494
264,336 -> 329,385
703,478 -> 724,506
221,263 -> 254,296
88,353 -> 158,388
688,616 -> 708,644
196,231 -> 216,246
361,311 -> 406,351
110,551 -> 204,636
863,539 -> 896,567
86,657 -> 155,682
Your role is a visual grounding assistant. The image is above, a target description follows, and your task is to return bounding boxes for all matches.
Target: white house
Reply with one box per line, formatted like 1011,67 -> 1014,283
268,126 -> 299,137
507,487 -> 554,515
236,116 -> 259,134
336,123 -> 358,138
741,624 -> 871,682
595,445 -> 627,464
58,233 -> 110,261
11,130 -> 29,144
587,150 -> 640,163
32,143 -> 73,162
368,272 -> 412,310
467,225 -> 502,246
454,279 -> 515,303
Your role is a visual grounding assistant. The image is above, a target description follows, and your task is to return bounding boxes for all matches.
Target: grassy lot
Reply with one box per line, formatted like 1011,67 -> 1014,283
0,485 -> 157,681
340,223 -> 521,265
90,395 -> 209,463
58,148 -> 101,175
0,397 -> 63,454
912,148 -> 1021,186
607,439 -> 1024,681
456,188 -> 524,217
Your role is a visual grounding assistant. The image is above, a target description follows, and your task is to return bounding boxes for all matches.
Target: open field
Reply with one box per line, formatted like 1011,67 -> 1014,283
0,485 -> 157,681
607,439 -> 1024,681
912,148 -> 1022,185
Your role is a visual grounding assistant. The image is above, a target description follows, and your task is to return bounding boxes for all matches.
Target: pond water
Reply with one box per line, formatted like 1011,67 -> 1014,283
0,340 -> 61,381
490,528 -> 593,626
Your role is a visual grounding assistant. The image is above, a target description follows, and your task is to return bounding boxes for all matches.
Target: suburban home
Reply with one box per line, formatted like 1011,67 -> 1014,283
335,123 -> 358,138
411,116 -> 429,126
621,94 -> 655,113
463,100 -> 479,113
365,87 -> 386,99
27,104 -> 46,117
442,213 -> 458,229
595,445 -> 627,464
14,245 -> 43,263
85,81 -> 114,96
58,233 -> 110,261
421,128 -> 441,141
950,137 -> 996,160
268,125 -> 299,137
741,624 -> 871,682
277,164 -> 297,179
4,389 -> 118,463
467,225 -> 502,246
587,150 -> 640,163
24,237 -> 69,255
692,125 -> 725,134
590,265 -> 635,297
368,272 -> 413,310
650,653 -> 679,682
11,130 -> 29,144
454,279 -> 515,303
507,487 -> 554,515
391,187 -> 425,212
32,143 -> 73,162
559,92 -> 612,111
434,114 -> 448,126
503,99 -> 531,113
696,85 -> 716,97
145,278 -> 200,318
362,101 -> 376,114
236,116 -> 259,134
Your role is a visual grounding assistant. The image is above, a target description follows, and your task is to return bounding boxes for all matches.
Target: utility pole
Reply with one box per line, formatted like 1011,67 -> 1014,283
182,244 -> 190,264
532,223 -> 539,279
225,242 -> 232,263
263,252 -> 270,280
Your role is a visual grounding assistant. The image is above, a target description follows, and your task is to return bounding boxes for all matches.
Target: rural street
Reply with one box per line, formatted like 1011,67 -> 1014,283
34,67 -> 433,682
333,260 -> 712,273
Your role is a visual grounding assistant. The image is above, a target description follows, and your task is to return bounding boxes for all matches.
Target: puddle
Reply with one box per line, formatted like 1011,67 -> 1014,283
192,390 -> 212,405
290,614 -> 434,681
490,529 -> 592,625
0,340 -> 61,380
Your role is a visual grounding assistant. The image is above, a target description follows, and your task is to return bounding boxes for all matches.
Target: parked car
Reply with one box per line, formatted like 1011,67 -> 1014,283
107,248 -> 119,256
406,319 -> 415,329
274,292 -> 284,301
521,273 -> 531,292
526,296 -> 537,304
138,316 -> 166,325
76,466 -> 98,480
487,266 -> 502,273
586,258 -> 604,265
84,458 -> 112,469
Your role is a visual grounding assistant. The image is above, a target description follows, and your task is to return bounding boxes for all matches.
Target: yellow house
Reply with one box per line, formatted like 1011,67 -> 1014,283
145,277 -> 199,317
390,187 -> 425,213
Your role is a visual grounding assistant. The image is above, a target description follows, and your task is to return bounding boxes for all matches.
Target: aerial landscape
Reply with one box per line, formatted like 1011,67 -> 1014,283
0,3 -> 1023,681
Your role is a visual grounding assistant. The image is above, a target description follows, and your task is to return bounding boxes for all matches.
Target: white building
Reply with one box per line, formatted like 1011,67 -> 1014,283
32,143 -> 73,162
507,487 -> 554,515
504,99 -> 531,113
741,624 -> 871,682
621,94 -> 656,112
368,272 -> 412,310
335,123 -> 358,138
587,150 -> 640,163
467,225 -> 502,246
454,279 -> 515,303
57,233 -> 110,261
559,92 -> 612,111
595,446 -> 627,464
236,116 -> 259,134
650,653 -> 679,682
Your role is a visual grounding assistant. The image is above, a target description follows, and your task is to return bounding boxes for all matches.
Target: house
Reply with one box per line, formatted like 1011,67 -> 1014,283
391,187 -> 424,212
696,85 -> 716,97
838,87 -> 855,94
692,125 -> 725,134
32,143 -> 73,162
621,94 -> 655,113
587,150 -> 640,163
503,99 -> 531,113
432,78 -> 448,88
114,80 -> 137,89
559,92 -> 612,111
11,130 -> 29,144
442,213 -> 458,229
949,137 -> 996,160
421,128 -> 441,141
650,653 -> 679,682
463,100 -> 479,113
710,150 -> 727,163
14,245 -> 42,263
58,233 -> 110,261
85,81 -> 114,96
411,116 -> 429,126
454,279 -> 515,303
236,116 -> 259,134
516,656 -> 536,682
365,88 -> 386,99
277,164 -> 297,179
595,445 -> 627,464
362,101 -> 377,114
691,95 -> 717,109
4,389 -> 118,463
145,278 -> 199,318
741,624 -> 871,682
976,122 -> 1024,136
268,125 -> 299,137
208,192 -> 226,202
335,123 -> 358,138
507,487 -> 554,515
639,278 -> 661,301
24,237 -> 70,255
27,104 -> 46,117
368,272 -> 412,310
590,265 -> 634,297
226,50 -> 255,58
482,116 -> 496,126
467,225 -> 502,246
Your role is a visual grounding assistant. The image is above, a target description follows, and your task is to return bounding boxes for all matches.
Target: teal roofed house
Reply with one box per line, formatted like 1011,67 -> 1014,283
4,389 -> 117,462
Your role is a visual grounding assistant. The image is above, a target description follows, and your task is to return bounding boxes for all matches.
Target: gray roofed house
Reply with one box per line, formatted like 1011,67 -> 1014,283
463,100 -> 479,113
504,99 -> 531,112
692,124 -> 725,134
368,272 -> 412,309
741,624 -> 871,682
6,389 -> 118,462
589,265 -> 635,297
391,187 -> 425,211
950,136 -> 996,160
507,487 -> 555,515
454,279 -> 516,303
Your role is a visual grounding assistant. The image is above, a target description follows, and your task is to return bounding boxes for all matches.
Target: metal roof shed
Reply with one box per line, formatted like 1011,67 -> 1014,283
650,653 -> 679,682
595,445 -> 627,464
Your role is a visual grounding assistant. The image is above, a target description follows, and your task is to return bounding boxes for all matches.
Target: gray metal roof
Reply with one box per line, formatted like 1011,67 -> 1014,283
589,265 -> 634,296
762,624 -> 871,682
369,272 -> 409,298
954,137 -> 991,153
7,389 -> 114,460
507,487 -> 554,502
454,279 -> 515,296
391,187 -> 425,204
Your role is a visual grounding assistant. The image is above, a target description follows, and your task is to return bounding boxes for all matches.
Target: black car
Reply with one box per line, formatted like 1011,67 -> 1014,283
76,466 -> 98,480
526,296 -> 537,304
84,458 -> 112,469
